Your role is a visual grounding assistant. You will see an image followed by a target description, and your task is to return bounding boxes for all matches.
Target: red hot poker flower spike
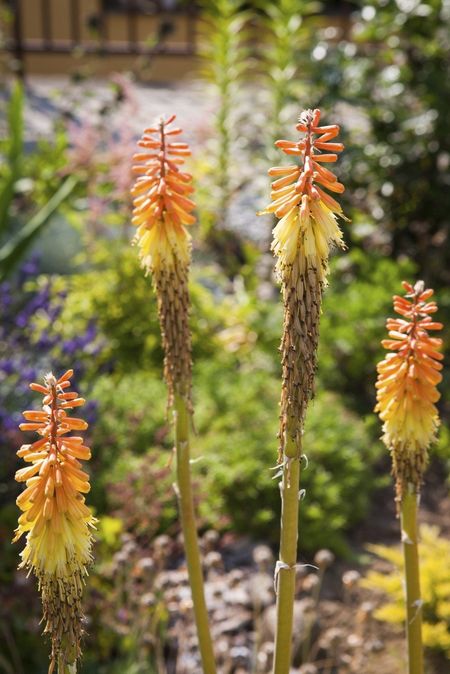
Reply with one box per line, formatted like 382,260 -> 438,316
375,281 -> 443,499
260,108 -> 348,282
131,114 -> 196,274
14,370 -> 96,672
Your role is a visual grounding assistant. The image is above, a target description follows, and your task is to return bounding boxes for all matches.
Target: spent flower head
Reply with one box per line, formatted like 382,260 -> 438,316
14,369 -> 96,672
375,281 -> 443,497
131,114 -> 196,274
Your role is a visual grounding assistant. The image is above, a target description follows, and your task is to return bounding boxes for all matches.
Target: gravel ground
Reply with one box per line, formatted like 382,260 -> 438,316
2,75 -> 211,144
1,75 -> 271,243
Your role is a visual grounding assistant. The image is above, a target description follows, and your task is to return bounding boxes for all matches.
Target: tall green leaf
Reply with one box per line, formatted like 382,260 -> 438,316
0,175 -> 78,280
0,79 -> 24,235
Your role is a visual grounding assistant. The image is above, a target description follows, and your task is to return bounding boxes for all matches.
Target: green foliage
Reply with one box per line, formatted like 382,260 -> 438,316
362,525 -> 450,657
87,360 -> 380,555
97,515 -> 123,550
57,234 -> 383,553
0,175 -> 78,280
52,238 -> 386,554
258,0 -> 319,149
435,424 -> 450,480
318,1 -> 450,288
198,0 -> 251,229
0,82 -> 78,279
90,373 -> 167,459
56,247 -> 239,374
318,248 -> 415,409
0,79 -> 23,232
195,363 -> 380,554
87,372 -> 175,523
55,246 -> 162,373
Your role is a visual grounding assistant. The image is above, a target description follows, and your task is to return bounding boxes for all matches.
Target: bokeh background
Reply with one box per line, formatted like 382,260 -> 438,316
0,1 -> 449,673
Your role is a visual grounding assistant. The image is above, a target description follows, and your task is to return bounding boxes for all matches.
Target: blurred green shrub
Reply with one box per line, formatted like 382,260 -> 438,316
0,81 -> 78,279
0,80 -> 23,229
318,248 -> 416,410
90,373 -> 167,461
87,364 -> 379,555
362,525 -> 450,658
258,0 -> 319,150
435,424 -> 450,480
198,0 -> 250,227
317,1 -> 450,288
87,372 -> 176,524
195,363 -> 380,554
53,242 -> 388,553
56,247 -> 239,373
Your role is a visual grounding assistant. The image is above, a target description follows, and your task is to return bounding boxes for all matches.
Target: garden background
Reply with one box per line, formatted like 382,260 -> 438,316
0,1 -> 449,673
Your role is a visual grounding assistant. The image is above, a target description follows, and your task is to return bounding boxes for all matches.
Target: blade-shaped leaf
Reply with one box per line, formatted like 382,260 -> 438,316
0,80 -> 24,236
0,175 -> 78,280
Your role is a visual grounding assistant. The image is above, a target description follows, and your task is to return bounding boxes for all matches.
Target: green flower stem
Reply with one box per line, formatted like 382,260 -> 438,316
273,432 -> 301,674
57,660 -> 76,674
174,393 -> 216,674
54,633 -> 77,674
400,485 -> 423,674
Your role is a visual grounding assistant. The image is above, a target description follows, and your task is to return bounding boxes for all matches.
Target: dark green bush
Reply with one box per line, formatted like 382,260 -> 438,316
317,1 -> 450,288
318,248 -> 415,410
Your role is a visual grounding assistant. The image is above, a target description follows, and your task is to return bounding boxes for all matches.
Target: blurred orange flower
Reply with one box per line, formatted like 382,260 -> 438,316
375,281 -> 444,494
131,114 -> 196,273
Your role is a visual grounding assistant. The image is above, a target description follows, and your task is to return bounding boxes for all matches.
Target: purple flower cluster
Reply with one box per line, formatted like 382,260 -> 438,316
0,257 -> 103,449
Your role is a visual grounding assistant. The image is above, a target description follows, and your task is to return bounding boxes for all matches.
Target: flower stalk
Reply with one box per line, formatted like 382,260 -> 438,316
401,487 -> 423,674
259,108 -> 347,674
131,115 -> 216,674
375,281 -> 444,674
174,393 -> 216,674
14,369 -> 95,674
274,431 -> 300,674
